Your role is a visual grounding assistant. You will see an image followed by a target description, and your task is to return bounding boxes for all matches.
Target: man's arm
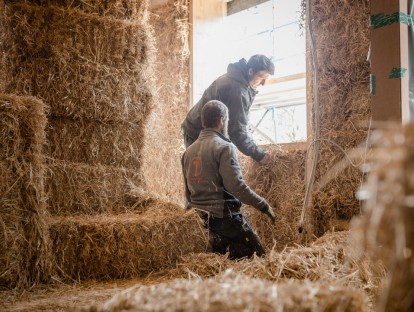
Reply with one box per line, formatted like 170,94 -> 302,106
181,154 -> 191,208
226,91 -> 266,162
218,144 -> 269,212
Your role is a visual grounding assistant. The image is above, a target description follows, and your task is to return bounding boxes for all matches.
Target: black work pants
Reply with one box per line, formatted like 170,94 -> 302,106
200,211 -> 265,260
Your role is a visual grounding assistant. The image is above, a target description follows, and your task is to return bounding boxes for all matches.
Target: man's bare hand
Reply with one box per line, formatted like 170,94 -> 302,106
259,154 -> 271,165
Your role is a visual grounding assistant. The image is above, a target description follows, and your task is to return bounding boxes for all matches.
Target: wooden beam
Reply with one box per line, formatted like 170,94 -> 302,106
370,0 -> 409,123
227,0 -> 270,16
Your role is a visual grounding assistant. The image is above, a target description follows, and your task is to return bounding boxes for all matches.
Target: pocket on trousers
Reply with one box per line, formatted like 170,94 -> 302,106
231,212 -> 252,232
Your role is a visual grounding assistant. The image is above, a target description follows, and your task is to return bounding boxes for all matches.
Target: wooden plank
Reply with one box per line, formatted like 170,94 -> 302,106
370,0 -> 409,123
227,0 -> 270,16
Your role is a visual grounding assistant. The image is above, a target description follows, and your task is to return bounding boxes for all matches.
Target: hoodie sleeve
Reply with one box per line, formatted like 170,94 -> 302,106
181,153 -> 191,208
226,89 -> 266,162
218,144 -> 269,212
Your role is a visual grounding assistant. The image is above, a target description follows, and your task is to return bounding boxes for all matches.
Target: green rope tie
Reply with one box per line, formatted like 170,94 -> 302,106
389,67 -> 407,79
370,74 -> 376,96
370,12 -> 414,29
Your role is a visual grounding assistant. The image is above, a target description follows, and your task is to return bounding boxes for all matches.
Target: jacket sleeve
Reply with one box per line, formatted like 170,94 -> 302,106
181,153 -> 191,208
226,89 -> 266,162
218,144 -> 269,212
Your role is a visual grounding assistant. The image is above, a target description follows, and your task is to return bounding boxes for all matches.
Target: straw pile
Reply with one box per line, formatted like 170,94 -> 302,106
170,231 -> 384,304
87,270 -> 369,312
0,94 -> 52,288
49,206 -> 208,281
351,123 -> 414,311
142,0 -> 190,205
306,0 -> 371,237
242,147 -> 307,250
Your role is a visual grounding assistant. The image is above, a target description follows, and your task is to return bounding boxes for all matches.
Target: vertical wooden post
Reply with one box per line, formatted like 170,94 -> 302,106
370,0 -> 409,123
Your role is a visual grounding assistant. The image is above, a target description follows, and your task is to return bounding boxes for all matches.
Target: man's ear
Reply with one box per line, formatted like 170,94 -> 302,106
218,116 -> 225,129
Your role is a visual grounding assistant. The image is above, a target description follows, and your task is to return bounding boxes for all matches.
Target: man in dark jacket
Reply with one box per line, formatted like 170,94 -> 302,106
181,55 -> 275,164
181,100 -> 276,260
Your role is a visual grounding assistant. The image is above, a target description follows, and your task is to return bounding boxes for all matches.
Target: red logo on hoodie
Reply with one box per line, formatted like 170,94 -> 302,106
192,158 -> 202,177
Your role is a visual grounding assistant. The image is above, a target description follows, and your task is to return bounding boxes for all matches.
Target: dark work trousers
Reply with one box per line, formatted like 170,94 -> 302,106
198,210 -> 265,260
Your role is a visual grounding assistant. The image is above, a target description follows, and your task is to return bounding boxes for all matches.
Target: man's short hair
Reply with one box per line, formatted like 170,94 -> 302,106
201,100 -> 228,129
247,55 -> 275,75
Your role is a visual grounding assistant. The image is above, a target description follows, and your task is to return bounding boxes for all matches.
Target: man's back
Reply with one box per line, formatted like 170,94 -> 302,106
181,129 -> 232,218
182,129 -> 269,218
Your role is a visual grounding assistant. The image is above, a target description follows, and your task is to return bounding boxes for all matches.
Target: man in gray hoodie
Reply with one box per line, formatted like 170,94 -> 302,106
181,55 -> 275,165
181,100 -> 276,259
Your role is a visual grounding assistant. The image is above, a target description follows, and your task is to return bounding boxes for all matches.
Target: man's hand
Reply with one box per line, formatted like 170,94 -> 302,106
259,154 -> 271,165
264,206 -> 276,223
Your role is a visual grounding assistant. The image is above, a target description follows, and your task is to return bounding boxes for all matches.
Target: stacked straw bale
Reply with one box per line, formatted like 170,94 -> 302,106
49,206 -> 208,281
0,0 -> 206,285
87,270 -> 369,312
306,0 -> 371,236
142,0 -> 190,205
45,159 -> 146,215
351,124 -> 414,311
19,0 -> 148,20
0,3 -> 153,122
46,118 -> 145,169
242,147 -> 307,250
0,0 -> 156,215
0,94 -> 52,288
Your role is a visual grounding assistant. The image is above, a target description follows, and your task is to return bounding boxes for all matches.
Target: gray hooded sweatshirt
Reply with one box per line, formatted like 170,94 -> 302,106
181,129 -> 270,218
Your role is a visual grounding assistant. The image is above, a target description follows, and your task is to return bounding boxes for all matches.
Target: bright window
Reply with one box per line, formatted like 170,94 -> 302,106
192,0 -> 306,144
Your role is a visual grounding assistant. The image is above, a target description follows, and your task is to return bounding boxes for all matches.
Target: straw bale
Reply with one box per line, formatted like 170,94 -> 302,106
351,123 -> 414,311
2,3 -> 151,67
0,94 -> 52,288
3,57 -> 152,122
0,2 -> 155,122
88,270 -> 369,312
310,0 -> 370,75
306,0 -> 371,238
311,83 -> 371,236
46,117 -> 144,169
142,0 -> 190,204
0,2 -> 6,93
45,158 -> 148,216
49,207 -> 208,281
19,0 -> 149,20
242,147 -> 307,250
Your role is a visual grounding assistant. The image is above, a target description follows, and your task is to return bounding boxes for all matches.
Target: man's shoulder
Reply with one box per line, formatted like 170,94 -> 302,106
216,73 -> 247,91
213,136 -> 235,154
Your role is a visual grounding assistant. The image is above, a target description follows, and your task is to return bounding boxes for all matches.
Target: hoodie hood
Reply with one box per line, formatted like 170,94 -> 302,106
227,58 -> 250,87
